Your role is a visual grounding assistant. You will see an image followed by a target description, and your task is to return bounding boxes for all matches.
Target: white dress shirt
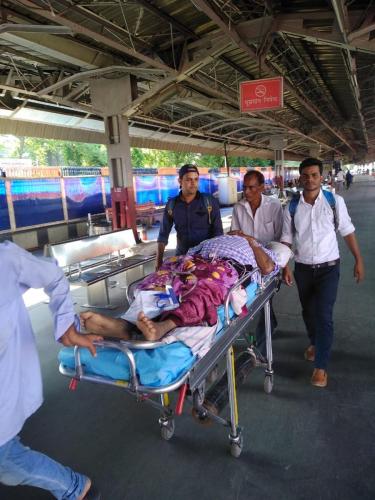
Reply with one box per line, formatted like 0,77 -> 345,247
336,171 -> 345,182
230,194 -> 283,243
0,241 -> 76,446
281,190 -> 355,265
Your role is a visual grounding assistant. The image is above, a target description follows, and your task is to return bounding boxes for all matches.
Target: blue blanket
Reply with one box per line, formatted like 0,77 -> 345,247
59,342 -> 195,387
59,281 -> 258,387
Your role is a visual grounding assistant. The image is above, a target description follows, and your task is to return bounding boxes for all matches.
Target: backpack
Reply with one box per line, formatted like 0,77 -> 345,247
166,193 -> 213,224
289,190 -> 338,234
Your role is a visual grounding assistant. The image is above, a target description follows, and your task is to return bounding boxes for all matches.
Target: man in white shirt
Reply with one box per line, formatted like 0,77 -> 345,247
230,170 -> 283,357
335,169 -> 345,192
282,158 -> 364,388
0,241 -> 102,499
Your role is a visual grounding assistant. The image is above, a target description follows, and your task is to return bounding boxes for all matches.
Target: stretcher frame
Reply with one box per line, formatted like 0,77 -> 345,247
59,269 -> 280,457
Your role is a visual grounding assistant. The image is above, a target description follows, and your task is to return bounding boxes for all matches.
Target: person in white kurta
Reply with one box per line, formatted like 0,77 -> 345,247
0,241 -> 102,500
230,170 -> 283,357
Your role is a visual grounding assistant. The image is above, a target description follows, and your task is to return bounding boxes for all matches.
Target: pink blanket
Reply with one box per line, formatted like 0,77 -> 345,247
138,255 -> 238,326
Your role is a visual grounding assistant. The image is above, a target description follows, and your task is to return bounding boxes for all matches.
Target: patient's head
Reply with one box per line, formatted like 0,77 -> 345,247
188,234 -> 276,274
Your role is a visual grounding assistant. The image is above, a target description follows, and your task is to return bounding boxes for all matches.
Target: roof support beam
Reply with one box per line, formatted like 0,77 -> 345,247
15,0 -> 172,71
190,0 -> 355,152
121,35 -> 233,117
175,92 -> 338,154
331,0 -> 368,150
50,0 -> 153,53
236,13 -> 375,54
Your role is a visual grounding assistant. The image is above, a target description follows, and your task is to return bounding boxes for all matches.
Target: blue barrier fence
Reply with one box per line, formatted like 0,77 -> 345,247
0,168 -> 299,232
0,173 -> 222,231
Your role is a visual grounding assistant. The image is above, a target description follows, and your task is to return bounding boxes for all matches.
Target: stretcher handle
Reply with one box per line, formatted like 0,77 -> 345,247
75,341 -> 140,391
175,383 -> 188,415
119,339 -> 165,350
224,267 -> 260,326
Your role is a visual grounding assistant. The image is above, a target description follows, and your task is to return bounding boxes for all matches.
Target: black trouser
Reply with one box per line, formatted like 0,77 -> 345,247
294,262 -> 340,370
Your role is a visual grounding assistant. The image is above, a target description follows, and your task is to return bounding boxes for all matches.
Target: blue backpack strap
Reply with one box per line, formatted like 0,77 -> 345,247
288,190 -> 338,233
288,192 -> 300,234
322,190 -> 338,231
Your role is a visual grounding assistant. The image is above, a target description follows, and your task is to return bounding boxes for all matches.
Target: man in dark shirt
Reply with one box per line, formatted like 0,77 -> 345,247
156,164 -> 223,269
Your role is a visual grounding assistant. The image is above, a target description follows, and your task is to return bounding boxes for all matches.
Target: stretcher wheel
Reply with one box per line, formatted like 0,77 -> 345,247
264,375 -> 273,394
160,419 -> 175,441
229,434 -> 243,458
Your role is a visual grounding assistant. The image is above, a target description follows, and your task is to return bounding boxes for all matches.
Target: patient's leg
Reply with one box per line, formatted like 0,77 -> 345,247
136,312 -> 177,341
80,311 -> 131,339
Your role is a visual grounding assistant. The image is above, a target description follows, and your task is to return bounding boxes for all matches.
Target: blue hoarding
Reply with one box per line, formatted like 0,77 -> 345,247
11,179 -> 64,228
134,175 -> 160,204
65,176 -> 104,219
0,180 -> 10,230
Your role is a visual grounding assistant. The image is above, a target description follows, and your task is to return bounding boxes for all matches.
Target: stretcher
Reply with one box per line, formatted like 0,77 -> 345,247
59,269 -> 280,458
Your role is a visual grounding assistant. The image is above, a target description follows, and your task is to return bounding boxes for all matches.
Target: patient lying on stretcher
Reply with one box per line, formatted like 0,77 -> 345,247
81,234 -> 277,342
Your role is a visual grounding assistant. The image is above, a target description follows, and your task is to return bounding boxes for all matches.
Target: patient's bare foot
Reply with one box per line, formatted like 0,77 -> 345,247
136,312 -> 176,341
80,312 -> 130,340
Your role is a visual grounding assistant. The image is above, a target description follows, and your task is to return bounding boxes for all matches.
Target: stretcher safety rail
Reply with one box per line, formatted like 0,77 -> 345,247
59,269 -> 281,457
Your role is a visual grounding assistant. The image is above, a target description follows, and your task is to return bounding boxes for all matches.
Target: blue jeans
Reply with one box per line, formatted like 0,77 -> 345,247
255,298 -> 277,357
0,436 -> 88,499
294,262 -> 340,370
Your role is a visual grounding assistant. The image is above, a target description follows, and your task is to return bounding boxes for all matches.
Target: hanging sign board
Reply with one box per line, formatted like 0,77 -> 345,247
240,77 -> 283,112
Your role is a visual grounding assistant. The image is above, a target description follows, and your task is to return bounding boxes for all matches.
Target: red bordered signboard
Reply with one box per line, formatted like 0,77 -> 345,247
240,77 -> 283,112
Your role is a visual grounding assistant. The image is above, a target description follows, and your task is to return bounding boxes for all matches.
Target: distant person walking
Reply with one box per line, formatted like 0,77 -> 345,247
282,158 -> 364,388
346,170 -> 353,189
335,169 -> 345,192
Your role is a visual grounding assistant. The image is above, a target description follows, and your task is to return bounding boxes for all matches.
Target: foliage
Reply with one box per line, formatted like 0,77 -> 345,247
0,135 -> 272,169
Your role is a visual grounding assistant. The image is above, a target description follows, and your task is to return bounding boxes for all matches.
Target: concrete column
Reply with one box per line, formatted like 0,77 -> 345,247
90,76 -> 135,188
5,179 -> 16,231
274,149 -> 284,186
60,177 -> 68,222
269,136 -> 287,191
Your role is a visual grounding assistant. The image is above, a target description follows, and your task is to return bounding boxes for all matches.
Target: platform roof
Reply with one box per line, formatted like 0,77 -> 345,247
0,1 -> 374,162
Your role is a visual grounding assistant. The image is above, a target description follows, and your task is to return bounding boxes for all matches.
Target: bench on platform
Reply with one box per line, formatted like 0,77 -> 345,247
135,201 -> 156,227
44,229 -> 156,308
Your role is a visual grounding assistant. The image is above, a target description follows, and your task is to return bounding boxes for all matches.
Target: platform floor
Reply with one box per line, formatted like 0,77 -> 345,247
1,182 -> 375,500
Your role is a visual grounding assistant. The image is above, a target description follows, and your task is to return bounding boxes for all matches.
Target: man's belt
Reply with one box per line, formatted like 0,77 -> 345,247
296,259 -> 340,269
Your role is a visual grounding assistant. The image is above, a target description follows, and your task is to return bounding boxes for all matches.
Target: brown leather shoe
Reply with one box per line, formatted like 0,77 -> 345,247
304,345 -> 315,362
311,368 -> 327,387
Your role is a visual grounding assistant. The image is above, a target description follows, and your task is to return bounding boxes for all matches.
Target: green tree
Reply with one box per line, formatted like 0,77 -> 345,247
131,148 -> 145,167
199,154 -> 223,168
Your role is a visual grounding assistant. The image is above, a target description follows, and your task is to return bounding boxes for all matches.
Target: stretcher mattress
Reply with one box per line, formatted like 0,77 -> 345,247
58,282 -> 258,387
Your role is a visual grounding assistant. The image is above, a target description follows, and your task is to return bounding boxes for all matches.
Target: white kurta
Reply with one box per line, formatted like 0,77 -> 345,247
230,195 -> 283,243
0,241 -> 76,446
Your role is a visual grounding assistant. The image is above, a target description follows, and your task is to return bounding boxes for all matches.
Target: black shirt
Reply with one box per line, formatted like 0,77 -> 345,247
157,191 -> 223,255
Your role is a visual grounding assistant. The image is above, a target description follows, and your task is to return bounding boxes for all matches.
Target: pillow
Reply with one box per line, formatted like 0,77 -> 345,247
266,241 -> 293,267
